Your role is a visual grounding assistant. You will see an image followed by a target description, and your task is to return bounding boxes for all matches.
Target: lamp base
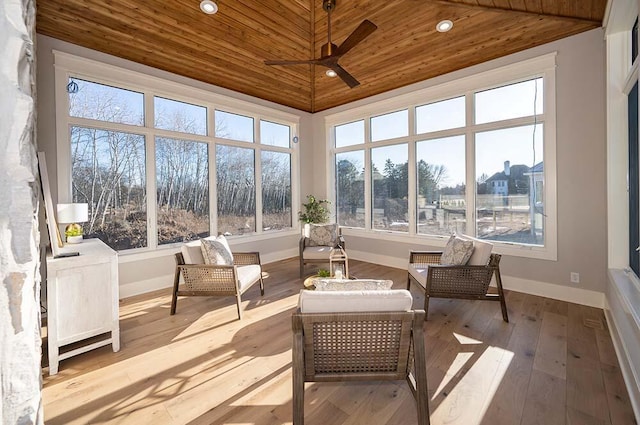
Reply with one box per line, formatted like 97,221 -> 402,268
66,235 -> 83,244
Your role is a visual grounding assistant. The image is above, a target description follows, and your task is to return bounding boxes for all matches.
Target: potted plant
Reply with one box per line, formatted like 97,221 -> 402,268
298,195 -> 330,224
299,195 -> 330,237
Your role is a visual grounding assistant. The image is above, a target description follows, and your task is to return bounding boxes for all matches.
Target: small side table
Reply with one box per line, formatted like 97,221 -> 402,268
329,247 -> 349,279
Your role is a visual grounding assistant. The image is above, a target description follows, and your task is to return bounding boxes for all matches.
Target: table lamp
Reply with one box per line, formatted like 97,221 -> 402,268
57,203 -> 88,244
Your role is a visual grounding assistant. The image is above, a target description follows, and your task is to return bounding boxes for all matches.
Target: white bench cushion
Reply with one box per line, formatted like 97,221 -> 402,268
302,246 -> 333,260
299,289 -> 413,313
237,265 -> 262,292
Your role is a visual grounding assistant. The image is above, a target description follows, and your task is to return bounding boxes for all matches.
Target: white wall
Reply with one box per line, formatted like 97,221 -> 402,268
37,30 -> 608,306
36,34 -> 314,298
312,28 -> 608,307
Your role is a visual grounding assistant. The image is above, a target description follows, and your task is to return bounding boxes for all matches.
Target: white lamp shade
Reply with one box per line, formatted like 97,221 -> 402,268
57,203 -> 88,224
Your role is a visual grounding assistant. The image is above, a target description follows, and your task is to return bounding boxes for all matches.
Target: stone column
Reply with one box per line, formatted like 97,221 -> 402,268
0,0 -> 43,424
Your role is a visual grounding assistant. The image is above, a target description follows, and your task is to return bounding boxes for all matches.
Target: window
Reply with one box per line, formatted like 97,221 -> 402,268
154,97 -> 207,135
215,110 -> 254,142
335,120 -> 364,148
216,145 -> 255,235
70,126 -> 147,250
416,135 -> 466,236
335,151 -> 365,228
372,144 -> 408,231
329,55 -> 556,259
156,137 -> 209,245
262,151 -> 292,230
371,110 -> 408,141
56,53 -> 298,253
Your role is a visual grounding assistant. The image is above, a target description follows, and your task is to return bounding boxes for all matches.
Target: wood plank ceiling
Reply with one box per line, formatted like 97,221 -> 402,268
36,0 -> 606,113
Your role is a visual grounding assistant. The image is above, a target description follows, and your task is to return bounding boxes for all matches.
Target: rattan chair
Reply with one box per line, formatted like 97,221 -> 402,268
292,290 -> 430,425
299,225 -> 345,278
171,250 -> 264,319
407,251 -> 508,322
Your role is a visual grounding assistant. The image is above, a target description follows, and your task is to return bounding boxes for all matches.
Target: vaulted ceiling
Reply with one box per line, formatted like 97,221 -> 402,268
36,0 -> 606,113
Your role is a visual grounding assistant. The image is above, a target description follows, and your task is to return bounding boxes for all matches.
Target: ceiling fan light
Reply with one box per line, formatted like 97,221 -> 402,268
200,0 -> 218,14
436,20 -> 453,32
326,69 -> 338,78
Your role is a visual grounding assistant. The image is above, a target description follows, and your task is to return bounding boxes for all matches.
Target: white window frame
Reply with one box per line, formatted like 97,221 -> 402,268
326,53 -> 558,260
53,51 -> 300,258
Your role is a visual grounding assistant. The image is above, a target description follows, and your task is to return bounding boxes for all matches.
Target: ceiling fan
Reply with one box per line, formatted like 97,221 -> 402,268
264,0 -> 377,88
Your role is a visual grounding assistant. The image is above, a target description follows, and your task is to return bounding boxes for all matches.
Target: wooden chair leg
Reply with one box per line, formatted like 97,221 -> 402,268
292,315 -> 305,425
494,265 -> 509,323
411,311 -> 430,425
259,273 -> 265,296
423,295 -> 430,321
406,273 -> 412,290
299,259 -> 305,279
170,265 -> 181,316
236,293 -> 243,320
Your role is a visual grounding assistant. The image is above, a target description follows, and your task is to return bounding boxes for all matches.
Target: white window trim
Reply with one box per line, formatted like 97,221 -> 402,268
325,53 -> 558,261
53,51 -> 300,257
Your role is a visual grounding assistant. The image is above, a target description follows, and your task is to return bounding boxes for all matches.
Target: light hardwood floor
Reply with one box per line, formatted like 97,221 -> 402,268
42,258 -> 637,425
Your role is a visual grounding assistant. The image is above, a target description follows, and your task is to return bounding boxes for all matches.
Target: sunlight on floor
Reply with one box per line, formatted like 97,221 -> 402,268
430,340 -> 514,425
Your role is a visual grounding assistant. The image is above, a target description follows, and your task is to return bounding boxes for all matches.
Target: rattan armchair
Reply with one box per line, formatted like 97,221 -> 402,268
407,251 -> 508,322
292,290 -> 430,425
171,250 -> 264,320
299,226 -> 345,278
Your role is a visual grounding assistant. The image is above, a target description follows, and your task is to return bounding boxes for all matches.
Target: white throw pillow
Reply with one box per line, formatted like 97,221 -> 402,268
200,235 -> 233,266
456,234 -> 493,266
307,223 -> 338,247
440,234 -> 474,265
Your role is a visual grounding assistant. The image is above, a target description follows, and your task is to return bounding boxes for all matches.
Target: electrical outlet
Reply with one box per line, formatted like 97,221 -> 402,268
570,272 -> 580,284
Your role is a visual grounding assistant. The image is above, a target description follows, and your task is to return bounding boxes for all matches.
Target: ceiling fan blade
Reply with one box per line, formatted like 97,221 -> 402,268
335,20 -> 377,56
331,64 -> 360,88
264,59 -> 317,66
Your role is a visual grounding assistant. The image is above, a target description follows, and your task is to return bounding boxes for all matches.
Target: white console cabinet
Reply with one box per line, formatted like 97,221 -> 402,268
46,238 -> 120,375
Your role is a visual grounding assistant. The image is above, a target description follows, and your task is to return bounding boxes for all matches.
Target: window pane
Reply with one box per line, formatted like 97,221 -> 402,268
475,124 -> 544,245
154,97 -> 207,135
371,110 -> 409,142
335,120 -> 364,148
69,78 -> 144,126
336,151 -> 365,228
475,78 -> 543,124
70,126 -> 147,250
156,138 -> 209,245
416,136 -> 466,236
260,120 -> 290,148
215,110 -> 254,142
216,145 -> 255,235
262,151 -> 291,230
416,96 -> 465,133
372,144 -> 408,231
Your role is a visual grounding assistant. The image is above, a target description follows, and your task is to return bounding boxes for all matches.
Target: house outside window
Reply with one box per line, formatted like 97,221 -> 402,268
329,54 -> 557,260
55,52 -> 298,253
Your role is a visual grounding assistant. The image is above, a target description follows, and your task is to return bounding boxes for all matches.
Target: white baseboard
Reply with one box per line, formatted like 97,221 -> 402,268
348,249 -> 605,308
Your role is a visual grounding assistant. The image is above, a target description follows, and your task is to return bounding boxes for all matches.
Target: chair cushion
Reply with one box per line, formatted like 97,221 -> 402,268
299,289 -> 413,313
237,264 -> 262,292
303,246 -> 333,260
201,235 -> 233,266
440,234 -> 474,265
455,234 -> 493,266
307,223 -> 338,247
408,263 -> 428,287
182,240 -> 205,264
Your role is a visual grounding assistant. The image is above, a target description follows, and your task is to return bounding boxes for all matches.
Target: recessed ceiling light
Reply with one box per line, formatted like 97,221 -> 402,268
436,19 -> 453,33
200,0 -> 218,14
326,69 -> 337,78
